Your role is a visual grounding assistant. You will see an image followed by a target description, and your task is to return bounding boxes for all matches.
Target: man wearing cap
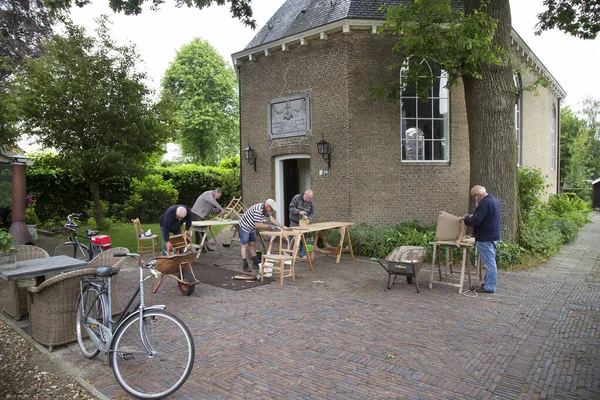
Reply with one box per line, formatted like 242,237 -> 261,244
238,199 -> 285,272
159,205 -> 192,255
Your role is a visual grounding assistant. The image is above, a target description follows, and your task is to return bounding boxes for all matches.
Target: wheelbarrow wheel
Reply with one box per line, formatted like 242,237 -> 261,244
178,270 -> 196,296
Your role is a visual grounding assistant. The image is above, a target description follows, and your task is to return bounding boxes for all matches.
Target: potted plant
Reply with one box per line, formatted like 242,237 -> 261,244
25,206 -> 40,240
0,230 -> 17,271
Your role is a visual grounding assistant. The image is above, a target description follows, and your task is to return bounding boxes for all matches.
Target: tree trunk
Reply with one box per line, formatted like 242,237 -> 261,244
89,181 -> 104,228
463,0 -> 518,241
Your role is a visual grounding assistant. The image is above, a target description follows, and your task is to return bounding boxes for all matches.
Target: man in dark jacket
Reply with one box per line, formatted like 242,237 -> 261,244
288,189 -> 314,258
462,185 -> 500,293
159,205 -> 192,254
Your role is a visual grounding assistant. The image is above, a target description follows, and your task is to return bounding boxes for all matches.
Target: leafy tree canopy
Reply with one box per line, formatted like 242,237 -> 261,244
1,0 -> 59,147
159,38 -> 239,165
16,16 -> 169,223
45,0 -> 256,27
536,0 -> 600,39
373,0 -> 502,102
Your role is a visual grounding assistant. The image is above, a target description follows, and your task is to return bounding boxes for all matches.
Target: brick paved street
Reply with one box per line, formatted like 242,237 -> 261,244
4,213 -> 600,399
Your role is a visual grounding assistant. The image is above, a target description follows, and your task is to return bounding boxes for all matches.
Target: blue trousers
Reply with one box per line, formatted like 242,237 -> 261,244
477,241 -> 498,292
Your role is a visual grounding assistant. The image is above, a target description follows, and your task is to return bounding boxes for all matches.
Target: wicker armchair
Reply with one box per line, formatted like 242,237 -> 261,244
88,247 -> 129,316
3,245 -> 50,320
27,267 -> 97,351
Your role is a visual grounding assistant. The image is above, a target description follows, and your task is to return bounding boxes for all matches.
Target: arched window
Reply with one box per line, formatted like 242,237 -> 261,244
551,104 -> 556,170
514,73 -> 522,166
400,59 -> 449,162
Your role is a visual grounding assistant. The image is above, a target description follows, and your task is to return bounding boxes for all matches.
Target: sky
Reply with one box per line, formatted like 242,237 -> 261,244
67,0 -> 600,113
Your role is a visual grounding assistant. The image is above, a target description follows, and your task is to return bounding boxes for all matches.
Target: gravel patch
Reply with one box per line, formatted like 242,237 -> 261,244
0,319 -> 96,399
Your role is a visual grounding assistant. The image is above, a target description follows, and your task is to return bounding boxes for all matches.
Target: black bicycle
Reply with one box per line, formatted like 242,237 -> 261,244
52,213 -> 104,261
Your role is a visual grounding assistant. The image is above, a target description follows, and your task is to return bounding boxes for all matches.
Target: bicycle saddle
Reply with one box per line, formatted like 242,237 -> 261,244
95,266 -> 119,277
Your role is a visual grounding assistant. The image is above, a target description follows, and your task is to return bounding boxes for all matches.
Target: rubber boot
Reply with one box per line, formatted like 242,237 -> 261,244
242,259 -> 252,273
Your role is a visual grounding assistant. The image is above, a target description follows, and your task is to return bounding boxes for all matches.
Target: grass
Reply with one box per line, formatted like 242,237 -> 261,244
52,222 -> 229,254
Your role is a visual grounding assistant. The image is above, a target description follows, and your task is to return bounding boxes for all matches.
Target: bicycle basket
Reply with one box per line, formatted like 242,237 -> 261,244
61,225 -> 76,236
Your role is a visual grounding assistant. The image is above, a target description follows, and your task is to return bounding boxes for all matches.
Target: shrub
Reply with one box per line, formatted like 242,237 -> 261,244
496,241 -> 524,270
518,167 -> 548,222
25,207 -> 40,226
123,174 -> 178,222
0,230 -> 15,253
520,208 -> 562,258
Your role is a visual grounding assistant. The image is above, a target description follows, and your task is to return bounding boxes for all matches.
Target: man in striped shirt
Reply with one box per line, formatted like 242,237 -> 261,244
239,199 -> 285,272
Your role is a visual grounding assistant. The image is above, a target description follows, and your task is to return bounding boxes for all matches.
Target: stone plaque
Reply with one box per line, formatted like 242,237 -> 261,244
268,93 -> 312,139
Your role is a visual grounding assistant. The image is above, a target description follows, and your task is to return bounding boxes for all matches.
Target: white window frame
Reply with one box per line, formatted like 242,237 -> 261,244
400,59 -> 450,162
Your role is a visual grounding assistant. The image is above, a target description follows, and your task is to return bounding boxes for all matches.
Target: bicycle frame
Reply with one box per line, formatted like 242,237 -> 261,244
79,257 -> 167,365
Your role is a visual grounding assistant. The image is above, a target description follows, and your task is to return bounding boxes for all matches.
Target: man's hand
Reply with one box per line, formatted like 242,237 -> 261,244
165,241 -> 173,252
299,211 -> 306,216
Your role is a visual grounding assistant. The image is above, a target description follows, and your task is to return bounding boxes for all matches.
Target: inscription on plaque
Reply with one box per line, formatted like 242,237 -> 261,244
268,93 -> 312,139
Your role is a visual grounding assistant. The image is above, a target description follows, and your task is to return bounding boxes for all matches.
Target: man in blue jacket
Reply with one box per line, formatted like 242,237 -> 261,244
462,185 -> 501,293
159,205 -> 192,254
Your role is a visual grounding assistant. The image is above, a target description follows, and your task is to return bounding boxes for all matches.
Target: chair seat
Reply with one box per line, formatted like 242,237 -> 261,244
264,254 -> 295,261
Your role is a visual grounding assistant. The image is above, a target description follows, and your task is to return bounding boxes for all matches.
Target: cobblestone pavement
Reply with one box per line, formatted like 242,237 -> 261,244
2,214 -> 600,399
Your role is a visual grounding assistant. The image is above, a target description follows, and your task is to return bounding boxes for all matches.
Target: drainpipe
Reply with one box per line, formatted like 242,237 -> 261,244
557,98 -> 561,193
237,65 -> 243,201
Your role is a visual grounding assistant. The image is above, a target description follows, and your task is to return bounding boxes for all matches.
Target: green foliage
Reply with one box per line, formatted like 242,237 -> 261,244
16,17 -> 168,224
25,207 -> 40,226
547,193 -> 591,227
159,38 -> 239,165
535,0 -> 600,39
375,0 -> 502,101
520,207 -> 563,258
346,221 -> 436,259
122,174 -> 178,222
518,167 -> 549,222
0,230 -> 15,253
496,241 -> 525,270
157,164 -> 240,207
46,0 -> 257,28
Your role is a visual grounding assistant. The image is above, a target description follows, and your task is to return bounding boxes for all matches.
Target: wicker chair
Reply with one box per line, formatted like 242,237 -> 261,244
27,267 -> 97,352
87,247 -> 129,316
3,245 -> 50,320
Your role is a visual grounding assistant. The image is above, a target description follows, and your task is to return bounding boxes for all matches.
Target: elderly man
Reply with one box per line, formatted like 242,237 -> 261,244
159,205 -> 192,254
191,189 -> 225,250
462,185 -> 501,294
289,189 -> 314,258
238,199 -> 285,272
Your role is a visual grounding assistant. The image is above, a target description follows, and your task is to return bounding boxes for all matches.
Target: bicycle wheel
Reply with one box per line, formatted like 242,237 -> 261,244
178,270 -> 196,296
53,242 -> 89,260
76,285 -> 107,359
111,310 -> 194,399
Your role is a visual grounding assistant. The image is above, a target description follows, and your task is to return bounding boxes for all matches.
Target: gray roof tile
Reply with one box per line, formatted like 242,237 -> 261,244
245,0 -> 463,50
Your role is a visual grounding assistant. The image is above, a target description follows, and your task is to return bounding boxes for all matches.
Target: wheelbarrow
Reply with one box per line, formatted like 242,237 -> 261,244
371,246 -> 428,292
150,251 -> 200,296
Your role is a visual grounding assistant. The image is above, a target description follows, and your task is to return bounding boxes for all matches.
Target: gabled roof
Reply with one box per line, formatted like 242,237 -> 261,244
235,0 -> 565,99
245,0 -> 462,50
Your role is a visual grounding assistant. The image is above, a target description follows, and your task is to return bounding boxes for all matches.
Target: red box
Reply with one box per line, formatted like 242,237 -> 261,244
92,235 -> 111,250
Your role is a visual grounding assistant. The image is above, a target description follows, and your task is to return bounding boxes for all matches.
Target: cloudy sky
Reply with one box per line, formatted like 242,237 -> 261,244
67,0 -> 599,112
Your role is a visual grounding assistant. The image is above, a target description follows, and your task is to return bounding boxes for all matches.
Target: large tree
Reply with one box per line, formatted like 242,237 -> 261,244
1,0 -> 58,147
159,38 -> 239,165
45,0 -> 256,27
381,0 -> 518,240
16,17 -> 168,226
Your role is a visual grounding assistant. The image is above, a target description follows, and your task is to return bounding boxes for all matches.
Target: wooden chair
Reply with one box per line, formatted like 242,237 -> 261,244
131,218 -> 158,257
222,197 -> 248,220
260,231 -> 301,285
88,247 -> 129,316
4,245 -> 50,319
27,267 -> 97,351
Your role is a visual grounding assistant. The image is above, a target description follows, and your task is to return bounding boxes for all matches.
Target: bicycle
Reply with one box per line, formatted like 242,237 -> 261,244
52,213 -> 104,261
76,252 -> 195,399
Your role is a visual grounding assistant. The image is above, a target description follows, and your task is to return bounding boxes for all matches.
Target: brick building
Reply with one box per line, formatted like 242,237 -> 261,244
232,0 -> 566,226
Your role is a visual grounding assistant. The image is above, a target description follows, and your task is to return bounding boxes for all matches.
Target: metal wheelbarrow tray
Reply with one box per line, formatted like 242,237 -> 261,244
372,246 -> 428,292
